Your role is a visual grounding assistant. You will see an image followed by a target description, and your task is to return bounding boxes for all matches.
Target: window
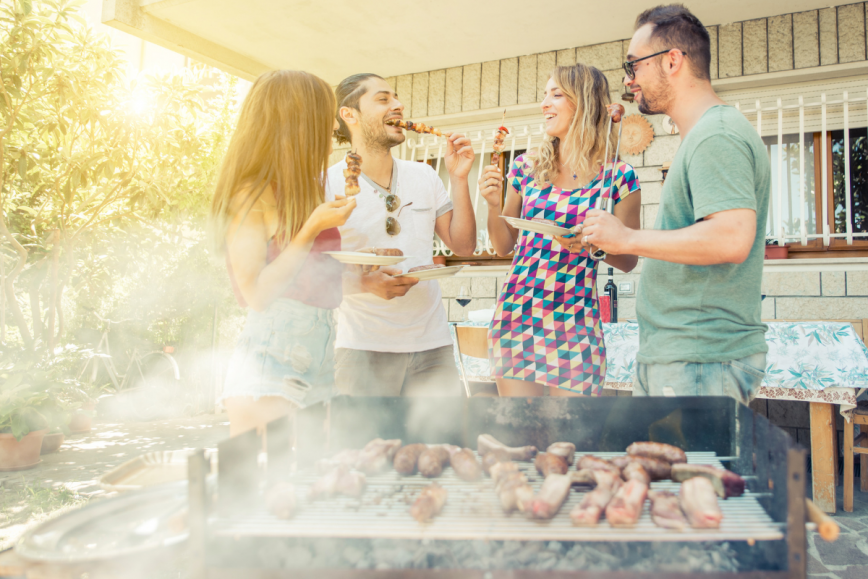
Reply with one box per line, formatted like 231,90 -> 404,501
831,127 -> 868,238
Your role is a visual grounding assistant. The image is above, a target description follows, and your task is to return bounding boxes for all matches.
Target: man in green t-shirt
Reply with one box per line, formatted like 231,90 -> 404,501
580,4 -> 770,403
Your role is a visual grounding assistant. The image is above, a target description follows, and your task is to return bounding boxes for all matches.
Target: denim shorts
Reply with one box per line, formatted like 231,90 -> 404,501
221,299 -> 338,409
632,352 -> 766,405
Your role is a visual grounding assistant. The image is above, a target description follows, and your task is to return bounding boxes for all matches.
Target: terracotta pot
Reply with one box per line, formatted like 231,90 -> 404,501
764,245 -> 789,260
40,432 -> 64,455
433,256 -> 447,265
68,411 -> 92,433
0,429 -> 47,471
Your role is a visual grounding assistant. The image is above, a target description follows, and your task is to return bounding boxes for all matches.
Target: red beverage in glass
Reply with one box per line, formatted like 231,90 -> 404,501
599,295 -> 611,323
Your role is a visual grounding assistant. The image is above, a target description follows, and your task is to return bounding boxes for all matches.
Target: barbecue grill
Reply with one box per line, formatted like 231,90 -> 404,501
187,396 -> 807,578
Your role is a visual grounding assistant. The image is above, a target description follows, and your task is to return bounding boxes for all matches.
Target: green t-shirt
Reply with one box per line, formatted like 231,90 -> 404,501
636,105 -> 770,364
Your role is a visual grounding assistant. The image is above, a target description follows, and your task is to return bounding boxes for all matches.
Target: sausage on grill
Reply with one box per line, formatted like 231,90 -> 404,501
393,443 -> 428,475
626,442 -> 687,464
417,445 -> 455,478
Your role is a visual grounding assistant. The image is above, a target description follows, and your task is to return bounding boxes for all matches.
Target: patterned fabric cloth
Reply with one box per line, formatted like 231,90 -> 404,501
488,155 -> 640,395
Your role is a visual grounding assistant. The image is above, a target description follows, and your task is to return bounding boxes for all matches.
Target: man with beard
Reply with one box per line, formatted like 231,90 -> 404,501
327,73 -> 476,396
579,5 -> 770,403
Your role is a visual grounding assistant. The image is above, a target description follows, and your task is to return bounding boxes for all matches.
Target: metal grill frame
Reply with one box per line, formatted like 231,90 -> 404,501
187,396 -> 807,579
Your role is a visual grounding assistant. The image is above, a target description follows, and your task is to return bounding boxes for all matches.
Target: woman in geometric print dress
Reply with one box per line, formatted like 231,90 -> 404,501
479,64 -> 642,396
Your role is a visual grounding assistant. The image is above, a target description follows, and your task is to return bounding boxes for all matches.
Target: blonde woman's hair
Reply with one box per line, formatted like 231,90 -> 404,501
529,64 -> 615,186
210,70 -> 336,248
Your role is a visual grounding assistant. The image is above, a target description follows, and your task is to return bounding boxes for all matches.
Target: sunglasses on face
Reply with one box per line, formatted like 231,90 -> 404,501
385,200 -> 413,236
622,49 -> 688,80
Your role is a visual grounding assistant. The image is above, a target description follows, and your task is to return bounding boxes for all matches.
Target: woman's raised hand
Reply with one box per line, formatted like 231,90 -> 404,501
553,223 -> 590,254
306,197 -> 357,234
478,165 -> 504,211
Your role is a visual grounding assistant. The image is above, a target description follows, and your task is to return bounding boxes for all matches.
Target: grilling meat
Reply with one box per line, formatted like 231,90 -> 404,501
607,103 -> 625,123
316,449 -> 361,474
385,119 -> 451,137
449,448 -> 483,481
498,471 -> 534,514
626,442 -> 687,464
577,455 -> 621,475
309,465 -> 367,500
356,438 -> 402,474
489,460 -> 521,486
344,151 -> 362,196
394,443 -> 428,475
680,476 -> 723,529
570,470 -> 621,526
264,482 -> 297,520
410,483 -> 448,523
611,455 -> 672,481
490,125 -> 509,167
526,474 -> 572,520
418,445 -> 456,478
670,463 -> 746,499
546,442 -> 576,465
605,479 -> 648,527
570,468 -> 598,486
649,490 -> 688,530
534,452 -> 569,477
482,447 -> 511,475
477,434 -> 538,461
621,462 -> 651,485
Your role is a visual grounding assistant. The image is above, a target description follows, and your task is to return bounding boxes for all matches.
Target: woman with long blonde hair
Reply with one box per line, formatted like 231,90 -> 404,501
480,64 -> 641,397
211,70 -> 356,436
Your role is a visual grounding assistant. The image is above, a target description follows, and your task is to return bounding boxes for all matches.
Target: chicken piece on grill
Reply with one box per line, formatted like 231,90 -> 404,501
309,465 -> 367,500
605,478 -> 648,527
418,445 -> 457,478
316,449 -> 360,474
670,463 -> 745,499
264,482 -> 297,520
546,442 -> 576,465
481,447 -> 511,476
356,438 -> 402,474
611,455 -> 672,481
534,452 -> 569,477
570,470 -> 622,526
489,460 -> 521,487
649,490 -> 688,530
393,443 -> 428,476
477,434 -> 538,461
449,448 -> 483,481
570,468 -> 598,486
577,455 -> 621,475
497,471 -> 534,514
626,442 -> 687,464
410,483 -> 448,523
621,462 -> 651,485
526,474 -> 573,520
680,476 -> 723,529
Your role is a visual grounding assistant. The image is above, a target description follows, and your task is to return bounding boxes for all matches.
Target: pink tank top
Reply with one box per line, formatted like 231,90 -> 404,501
227,227 -> 343,310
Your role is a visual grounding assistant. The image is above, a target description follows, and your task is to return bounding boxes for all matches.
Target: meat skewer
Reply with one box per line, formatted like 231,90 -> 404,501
534,452 -> 569,477
680,476 -> 723,529
490,110 -> 509,167
410,483 -> 448,523
649,490 -> 688,530
477,434 -> 537,461
449,448 -> 483,481
670,463 -> 746,498
344,151 -> 361,196
605,478 -> 648,527
589,102 -> 626,262
546,442 -> 576,465
626,441 -> 687,464
570,470 -> 622,526
385,119 -> 451,137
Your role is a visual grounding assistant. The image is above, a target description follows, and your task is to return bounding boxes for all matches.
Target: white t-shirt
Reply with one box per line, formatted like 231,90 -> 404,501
327,158 -> 454,353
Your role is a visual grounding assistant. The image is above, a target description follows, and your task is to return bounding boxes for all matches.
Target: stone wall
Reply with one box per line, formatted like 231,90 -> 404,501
385,3 -> 868,119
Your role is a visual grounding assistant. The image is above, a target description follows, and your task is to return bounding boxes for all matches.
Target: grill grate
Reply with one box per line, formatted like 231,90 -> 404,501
211,452 -> 781,543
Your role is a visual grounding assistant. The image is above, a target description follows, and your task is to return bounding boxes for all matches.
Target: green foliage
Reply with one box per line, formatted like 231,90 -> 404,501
0,0 -> 242,368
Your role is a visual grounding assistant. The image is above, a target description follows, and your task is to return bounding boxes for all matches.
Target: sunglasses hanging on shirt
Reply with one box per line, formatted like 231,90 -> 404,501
386,201 -> 413,236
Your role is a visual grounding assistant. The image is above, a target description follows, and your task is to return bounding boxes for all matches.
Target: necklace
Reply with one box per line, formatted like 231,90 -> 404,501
558,160 -> 577,180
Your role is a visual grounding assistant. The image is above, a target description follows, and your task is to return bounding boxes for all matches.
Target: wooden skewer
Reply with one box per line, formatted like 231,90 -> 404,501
805,498 -> 839,542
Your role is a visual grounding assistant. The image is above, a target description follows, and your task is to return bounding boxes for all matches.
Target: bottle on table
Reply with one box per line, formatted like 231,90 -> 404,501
603,267 -> 618,323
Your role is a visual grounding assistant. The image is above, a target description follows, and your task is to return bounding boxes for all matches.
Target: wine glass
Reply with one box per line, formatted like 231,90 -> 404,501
456,286 -> 472,322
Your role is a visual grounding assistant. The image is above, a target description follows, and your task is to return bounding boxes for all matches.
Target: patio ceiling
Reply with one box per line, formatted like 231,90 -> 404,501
104,0 -> 838,83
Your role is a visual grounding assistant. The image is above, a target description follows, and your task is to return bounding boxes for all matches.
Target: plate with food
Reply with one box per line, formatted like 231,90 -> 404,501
394,264 -> 465,280
501,216 -> 574,237
324,250 -> 407,266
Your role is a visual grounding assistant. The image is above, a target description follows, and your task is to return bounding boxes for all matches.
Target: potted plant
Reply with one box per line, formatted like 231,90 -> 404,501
0,355 -> 70,471
764,239 -> 788,260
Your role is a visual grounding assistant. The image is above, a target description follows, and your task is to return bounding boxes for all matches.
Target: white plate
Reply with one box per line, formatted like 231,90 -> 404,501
501,216 -> 573,237
394,265 -> 465,280
323,251 -> 407,266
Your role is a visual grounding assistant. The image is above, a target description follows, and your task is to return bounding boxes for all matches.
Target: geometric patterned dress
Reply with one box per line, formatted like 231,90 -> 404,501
488,154 -> 640,395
